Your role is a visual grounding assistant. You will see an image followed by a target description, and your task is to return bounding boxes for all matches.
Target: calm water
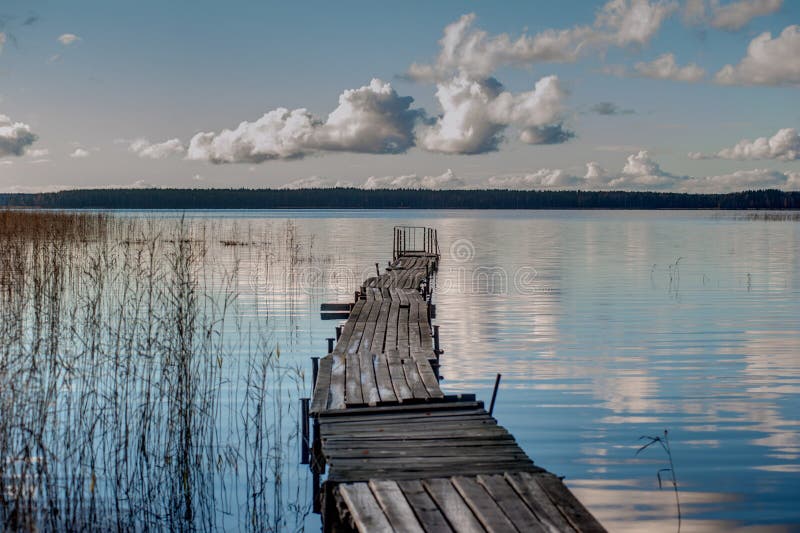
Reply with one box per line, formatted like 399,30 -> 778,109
134,209 -> 800,532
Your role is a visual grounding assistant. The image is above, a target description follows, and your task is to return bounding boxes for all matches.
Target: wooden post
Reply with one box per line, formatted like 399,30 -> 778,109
335,325 -> 342,341
327,337 -> 334,354
311,357 -> 319,392
433,325 -> 441,357
375,262 -> 380,277
489,373 -> 502,416
300,398 -> 310,464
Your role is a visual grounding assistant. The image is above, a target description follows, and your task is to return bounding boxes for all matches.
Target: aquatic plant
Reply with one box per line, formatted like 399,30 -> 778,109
0,209 -> 316,531
637,429 -> 681,533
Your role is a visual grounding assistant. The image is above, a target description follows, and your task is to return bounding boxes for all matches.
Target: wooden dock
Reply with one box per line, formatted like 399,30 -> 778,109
307,226 -> 605,532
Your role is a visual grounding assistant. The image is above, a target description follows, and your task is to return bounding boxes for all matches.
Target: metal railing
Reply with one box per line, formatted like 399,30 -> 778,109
393,226 -> 439,259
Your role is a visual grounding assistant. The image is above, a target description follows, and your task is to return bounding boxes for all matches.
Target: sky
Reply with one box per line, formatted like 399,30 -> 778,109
0,0 -> 798,193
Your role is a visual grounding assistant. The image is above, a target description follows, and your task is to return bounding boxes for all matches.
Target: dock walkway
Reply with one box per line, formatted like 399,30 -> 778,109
308,227 -> 605,532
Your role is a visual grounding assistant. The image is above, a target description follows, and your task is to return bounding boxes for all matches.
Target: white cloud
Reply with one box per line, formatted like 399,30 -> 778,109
681,168 -> 800,192
486,152 -> 799,192
596,0 -> 679,46
363,169 -> 465,190
279,176 -> 355,189
488,168 -> 584,190
406,4 -> 677,82
634,53 -> 706,81
418,74 -> 571,154
26,148 -> 50,158
58,33 -> 80,46
0,33 -> 6,55
129,138 -> 186,159
0,114 -> 38,157
609,150 -> 685,188
407,13 -> 594,81
70,148 -> 90,158
187,79 -> 420,163
711,0 -> 782,31
693,128 -> 800,160
715,25 -> 800,86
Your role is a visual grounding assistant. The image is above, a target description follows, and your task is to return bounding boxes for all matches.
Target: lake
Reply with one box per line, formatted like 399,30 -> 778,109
207,209 -> 797,532
4,208 -> 799,531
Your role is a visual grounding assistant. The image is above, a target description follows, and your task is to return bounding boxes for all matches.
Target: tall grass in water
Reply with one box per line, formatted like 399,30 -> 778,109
0,210 -> 313,531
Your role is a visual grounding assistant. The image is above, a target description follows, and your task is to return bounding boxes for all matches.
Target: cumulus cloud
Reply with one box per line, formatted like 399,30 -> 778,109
187,79 -> 420,163
487,152 -> 799,192
406,13 -> 594,81
691,128 -> 800,160
488,168 -> 584,190
634,53 -> 706,81
279,176 -> 355,189
715,25 -> 800,86
69,148 -> 90,158
129,138 -> 186,159
363,169 -> 466,190
711,0 -> 783,31
0,114 -> 38,157
589,102 -> 635,115
406,3 -> 677,82
596,0 -> 679,46
417,74 -> 571,154
681,168 -> 800,192
58,33 -> 80,45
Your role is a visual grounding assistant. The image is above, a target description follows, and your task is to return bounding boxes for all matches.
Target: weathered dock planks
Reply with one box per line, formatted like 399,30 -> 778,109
310,247 -> 443,414
308,226 -> 605,532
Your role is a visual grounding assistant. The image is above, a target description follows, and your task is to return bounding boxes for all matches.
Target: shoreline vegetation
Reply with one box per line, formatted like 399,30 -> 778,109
0,209 -> 315,531
1,188 -> 799,210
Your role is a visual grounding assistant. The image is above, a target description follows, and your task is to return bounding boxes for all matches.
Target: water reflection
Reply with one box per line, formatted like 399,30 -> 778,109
88,210 -> 799,531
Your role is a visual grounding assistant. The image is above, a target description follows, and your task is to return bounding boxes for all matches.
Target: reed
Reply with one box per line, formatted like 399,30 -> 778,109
0,210 -> 315,531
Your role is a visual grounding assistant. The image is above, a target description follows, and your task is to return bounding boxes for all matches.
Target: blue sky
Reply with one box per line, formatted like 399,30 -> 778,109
0,0 -> 798,192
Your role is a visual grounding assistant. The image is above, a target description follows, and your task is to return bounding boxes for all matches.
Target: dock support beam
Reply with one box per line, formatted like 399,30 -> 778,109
311,357 -> 319,393
300,398 -> 310,464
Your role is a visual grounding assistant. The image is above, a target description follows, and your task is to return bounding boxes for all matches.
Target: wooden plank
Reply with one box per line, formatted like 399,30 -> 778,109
528,473 -> 607,533
310,355 -> 333,413
385,298 -> 400,353
320,408 -> 488,425
357,300 -> 382,405
328,463 -> 537,483
402,358 -> 429,399
387,349 -> 414,401
369,480 -> 425,533
373,352 -> 398,404
477,474 -> 547,533
329,354 -> 347,410
321,416 -> 497,432
451,475 -> 519,533
504,472 -> 575,533
324,445 -> 529,458
397,480 -> 454,533
333,299 -> 365,355
422,478 -> 484,533
318,400 -> 484,417
346,299 -> 372,405
337,483 -> 393,533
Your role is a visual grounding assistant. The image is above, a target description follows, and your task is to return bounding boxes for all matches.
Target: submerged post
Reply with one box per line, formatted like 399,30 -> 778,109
327,337 -> 334,354
335,325 -> 342,341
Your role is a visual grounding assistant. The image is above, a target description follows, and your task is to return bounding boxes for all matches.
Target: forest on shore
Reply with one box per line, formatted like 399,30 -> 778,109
2,188 -> 799,210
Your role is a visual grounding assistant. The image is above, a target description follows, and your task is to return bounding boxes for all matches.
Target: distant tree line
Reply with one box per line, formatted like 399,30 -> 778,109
1,188 -> 799,210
